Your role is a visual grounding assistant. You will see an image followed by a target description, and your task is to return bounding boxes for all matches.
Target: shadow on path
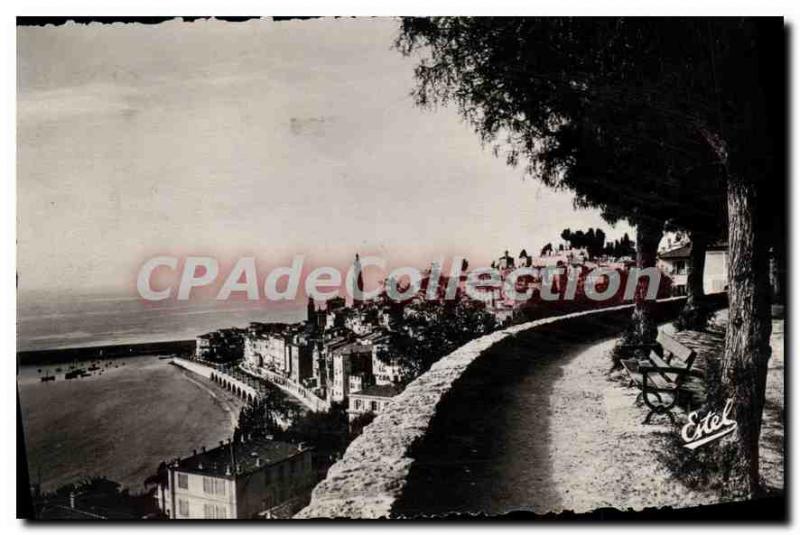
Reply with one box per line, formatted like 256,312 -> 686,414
393,300 -> 689,518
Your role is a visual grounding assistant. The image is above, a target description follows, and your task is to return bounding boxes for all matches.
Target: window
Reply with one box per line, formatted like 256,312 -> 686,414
178,499 -> 189,517
370,400 -> 378,412
203,477 -> 226,495
204,503 -> 227,519
177,474 -> 189,489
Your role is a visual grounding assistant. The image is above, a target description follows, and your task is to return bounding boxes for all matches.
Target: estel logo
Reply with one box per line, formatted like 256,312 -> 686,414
680,399 -> 738,450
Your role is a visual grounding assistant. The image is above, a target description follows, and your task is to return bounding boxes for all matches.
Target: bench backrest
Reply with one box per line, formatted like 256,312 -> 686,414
655,332 -> 698,387
657,331 -> 695,363
649,350 -> 679,383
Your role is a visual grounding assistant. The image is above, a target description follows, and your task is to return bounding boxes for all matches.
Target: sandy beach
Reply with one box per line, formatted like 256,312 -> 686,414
18,355 -> 246,493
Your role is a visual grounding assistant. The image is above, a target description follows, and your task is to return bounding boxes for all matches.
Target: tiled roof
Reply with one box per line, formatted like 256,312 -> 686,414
659,244 -> 691,259
172,437 -> 304,478
659,241 -> 728,260
351,384 -> 402,398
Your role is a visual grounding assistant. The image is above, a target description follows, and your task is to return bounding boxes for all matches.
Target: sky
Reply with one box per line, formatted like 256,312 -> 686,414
17,17 -> 633,298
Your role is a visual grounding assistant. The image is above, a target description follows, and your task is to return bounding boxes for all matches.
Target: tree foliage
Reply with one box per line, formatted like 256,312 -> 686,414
397,17 -> 784,498
396,18 -> 727,231
381,299 -> 497,381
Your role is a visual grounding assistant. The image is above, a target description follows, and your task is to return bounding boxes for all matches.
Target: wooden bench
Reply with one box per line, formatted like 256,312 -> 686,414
620,331 -> 697,424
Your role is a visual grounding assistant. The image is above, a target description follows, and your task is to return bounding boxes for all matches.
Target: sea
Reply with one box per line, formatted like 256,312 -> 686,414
17,290 -> 305,352
17,290 -> 305,494
19,356 -> 248,493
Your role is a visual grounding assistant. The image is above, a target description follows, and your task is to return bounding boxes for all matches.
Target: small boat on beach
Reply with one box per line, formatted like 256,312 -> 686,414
65,368 -> 86,380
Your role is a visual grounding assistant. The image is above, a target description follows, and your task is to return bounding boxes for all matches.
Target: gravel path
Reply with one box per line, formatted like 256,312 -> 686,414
547,337 -> 721,513
394,312 -> 644,516
538,309 -> 783,512
395,308 -> 783,517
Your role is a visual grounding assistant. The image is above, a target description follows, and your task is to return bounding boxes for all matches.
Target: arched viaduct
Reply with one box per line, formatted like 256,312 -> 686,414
209,371 -> 261,403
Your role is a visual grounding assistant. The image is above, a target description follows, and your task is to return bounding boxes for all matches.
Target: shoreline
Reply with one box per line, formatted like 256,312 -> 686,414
18,353 -> 246,493
179,370 -> 244,428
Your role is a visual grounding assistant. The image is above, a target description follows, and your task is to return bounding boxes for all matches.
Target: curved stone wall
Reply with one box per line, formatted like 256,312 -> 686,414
296,298 -> 688,519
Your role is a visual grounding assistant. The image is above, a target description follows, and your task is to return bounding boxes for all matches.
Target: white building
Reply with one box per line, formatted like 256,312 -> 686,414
329,344 -> 373,403
356,332 -> 401,385
166,437 -> 313,519
347,384 -> 402,422
657,242 -> 729,295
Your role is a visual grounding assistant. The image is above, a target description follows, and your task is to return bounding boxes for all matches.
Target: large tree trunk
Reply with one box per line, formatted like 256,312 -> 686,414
677,230 -> 710,330
629,218 -> 663,346
687,231 -> 707,303
721,176 -> 773,497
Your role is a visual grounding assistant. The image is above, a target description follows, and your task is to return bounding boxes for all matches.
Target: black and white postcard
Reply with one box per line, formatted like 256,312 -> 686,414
14,12 -> 788,522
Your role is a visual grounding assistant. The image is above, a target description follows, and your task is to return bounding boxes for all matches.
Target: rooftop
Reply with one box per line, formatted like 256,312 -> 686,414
334,342 -> 373,357
199,327 -> 246,340
172,437 -> 305,479
659,244 -> 692,259
359,330 -> 390,343
659,241 -> 728,260
247,322 -> 292,335
351,383 -> 402,398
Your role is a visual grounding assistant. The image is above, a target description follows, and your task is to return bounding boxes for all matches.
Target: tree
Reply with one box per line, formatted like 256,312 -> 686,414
395,18 -> 698,351
593,228 -> 606,258
276,404 -> 351,479
143,461 -> 169,514
396,17 -> 782,496
39,477 -> 160,519
385,299 -> 497,381
704,21 -> 783,496
668,150 -> 727,330
560,227 -> 609,259
619,234 -> 634,258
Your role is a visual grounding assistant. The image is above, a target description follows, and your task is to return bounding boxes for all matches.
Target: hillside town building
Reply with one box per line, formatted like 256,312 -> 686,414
347,384 -> 403,422
195,328 -> 246,363
165,437 -> 313,519
657,241 -> 729,296
195,248 -> 683,435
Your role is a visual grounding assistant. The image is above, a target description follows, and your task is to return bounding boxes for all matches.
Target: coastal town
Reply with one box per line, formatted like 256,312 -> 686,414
192,241 -> 643,419
23,230 -> 744,520
16,16 -> 785,524
135,232 -> 727,519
